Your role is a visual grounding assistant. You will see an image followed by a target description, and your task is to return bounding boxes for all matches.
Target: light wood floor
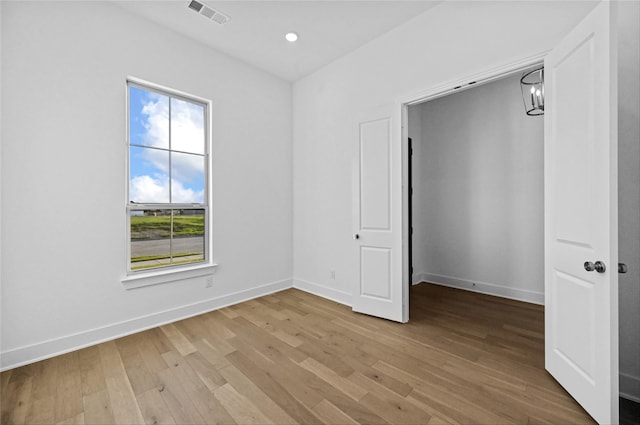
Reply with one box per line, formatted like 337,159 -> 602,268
1,284 -> 595,424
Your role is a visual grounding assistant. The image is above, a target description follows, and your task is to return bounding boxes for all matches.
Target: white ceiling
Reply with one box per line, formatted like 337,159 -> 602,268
115,1 -> 442,82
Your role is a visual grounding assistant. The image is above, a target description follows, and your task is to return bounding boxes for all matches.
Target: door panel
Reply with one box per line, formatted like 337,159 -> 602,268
360,247 -> 391,299
353,105 -> 406,322
553,35 -> 595,246
553,271 -> 596,381
360,118 -> 391,231
545,2 -> 618,424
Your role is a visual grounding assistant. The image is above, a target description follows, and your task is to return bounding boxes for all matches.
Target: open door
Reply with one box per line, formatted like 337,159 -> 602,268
545,2 -> 618,424
352,104 -> 407,323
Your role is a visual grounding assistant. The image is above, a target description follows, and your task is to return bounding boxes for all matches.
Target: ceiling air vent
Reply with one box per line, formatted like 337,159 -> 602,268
188,0 -> 203,12
187,0 -> 230,25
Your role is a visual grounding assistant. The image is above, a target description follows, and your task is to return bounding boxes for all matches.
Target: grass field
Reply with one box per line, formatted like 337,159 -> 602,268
130,215 -> 204,240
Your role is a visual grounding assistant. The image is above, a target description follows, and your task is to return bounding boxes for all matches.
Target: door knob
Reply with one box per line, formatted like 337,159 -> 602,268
594,261 -> 606,273
584,261 -> 606,273
618,263 -> 628,274
353,234 -> 360,240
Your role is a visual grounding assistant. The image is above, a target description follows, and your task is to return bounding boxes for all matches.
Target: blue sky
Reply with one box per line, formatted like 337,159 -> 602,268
129,86 -> 205,204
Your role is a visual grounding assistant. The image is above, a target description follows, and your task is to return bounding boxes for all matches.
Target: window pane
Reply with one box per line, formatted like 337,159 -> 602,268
130,146 -> 170,203
171,151 -> 205,203
129,86 -> 169,149
130,210 -> 171,270
172,209 -> 205,265
170,97 -> 205,154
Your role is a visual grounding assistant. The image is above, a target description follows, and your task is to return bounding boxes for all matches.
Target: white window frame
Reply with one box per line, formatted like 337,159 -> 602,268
121,77 -> 216,289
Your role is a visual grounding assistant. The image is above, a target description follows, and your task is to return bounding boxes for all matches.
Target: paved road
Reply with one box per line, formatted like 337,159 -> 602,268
131,236 -> 204,257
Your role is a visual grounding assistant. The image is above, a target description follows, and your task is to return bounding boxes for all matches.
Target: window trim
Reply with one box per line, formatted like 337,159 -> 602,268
122,77 -> 216,287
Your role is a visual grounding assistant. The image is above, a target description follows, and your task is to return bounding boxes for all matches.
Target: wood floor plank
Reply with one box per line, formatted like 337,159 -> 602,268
312,399 -> 360,425
183,351 -> 227,391
298,357 -> 367,401
99,342 -> 145,425
78,346 -> 107,396
226,336 -> 325,410
147,328 -> 174,355
24,394 -> 55,425
1,376 -> 33,425
120,345 -> 160,396
217,364 -> 297,425
135,387 -> 176,425
1,284 -> 599,425
82,388 -> 114,425
270,328 -> 304,347
201,311 -> 237,340
224,350 -> 321,424
407,389 -> 474,425
217,306 -> 239,319
160,350 -> 237,425
213,383 -> 272,425
226,315 -> 308,364
159,323 -> 197,356
192,339 -> 232,370
374,358 -> 526,424
55,412 -> 84,425
348,360 -> 413,397
1,369 -> 13,397
137,331 -> 171,374
54,353 -> 83,423
30,358 -> 59,405
154,366 -> 206,424
358,391 -> 430,425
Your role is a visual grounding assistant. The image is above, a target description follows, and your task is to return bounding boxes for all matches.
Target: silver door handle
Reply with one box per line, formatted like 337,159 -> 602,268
584,261 -> 606,273
353,234 -> 360,240
618,263 -> 627,273
594,261 -> 606,273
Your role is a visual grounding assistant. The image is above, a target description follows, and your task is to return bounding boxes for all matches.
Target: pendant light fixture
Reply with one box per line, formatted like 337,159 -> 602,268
520,67 -> 544,116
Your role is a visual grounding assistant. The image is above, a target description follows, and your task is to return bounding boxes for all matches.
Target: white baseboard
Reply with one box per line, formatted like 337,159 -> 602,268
293,278 -> 352,306
620,371 -> 640,402
0,278 -> 293,371
415,272 -> 544,305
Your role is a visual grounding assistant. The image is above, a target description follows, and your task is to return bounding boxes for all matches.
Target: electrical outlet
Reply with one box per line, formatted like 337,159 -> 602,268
205,277 -> 213,288
330,269 -> 336,280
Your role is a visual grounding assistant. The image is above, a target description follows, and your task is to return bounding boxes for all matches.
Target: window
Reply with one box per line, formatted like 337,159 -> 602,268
126,79 -> 210,276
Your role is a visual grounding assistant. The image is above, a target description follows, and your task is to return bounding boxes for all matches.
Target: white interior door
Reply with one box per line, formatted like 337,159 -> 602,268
545,2 -> 618,424
352,104 -> 407,323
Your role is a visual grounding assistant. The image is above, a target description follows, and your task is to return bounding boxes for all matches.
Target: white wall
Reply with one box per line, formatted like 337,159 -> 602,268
0,1 -> 292,369
2,0 -> 637,400
293,0 -> 638,400
410,74 -> 544,304
292,0 -> 597,308
617,0 -> 640,403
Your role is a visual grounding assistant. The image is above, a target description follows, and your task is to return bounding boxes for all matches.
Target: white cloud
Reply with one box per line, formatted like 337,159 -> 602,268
130,175 -> 204,204
172,179 -> 204,203
141,93 -> 169,149
141,95 -> 205,155
130,175 -> 168,204
170,98 -> 205,154
132,92 -> 206,204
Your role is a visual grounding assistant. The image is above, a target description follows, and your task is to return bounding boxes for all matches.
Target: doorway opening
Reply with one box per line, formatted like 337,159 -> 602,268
405,67 -> 545,309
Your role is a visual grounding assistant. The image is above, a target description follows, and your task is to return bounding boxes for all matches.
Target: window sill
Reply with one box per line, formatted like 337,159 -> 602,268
121,263 -> 218,290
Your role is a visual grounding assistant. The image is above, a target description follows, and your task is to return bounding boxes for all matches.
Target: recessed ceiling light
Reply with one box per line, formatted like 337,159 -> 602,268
285,32 -> 298,42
